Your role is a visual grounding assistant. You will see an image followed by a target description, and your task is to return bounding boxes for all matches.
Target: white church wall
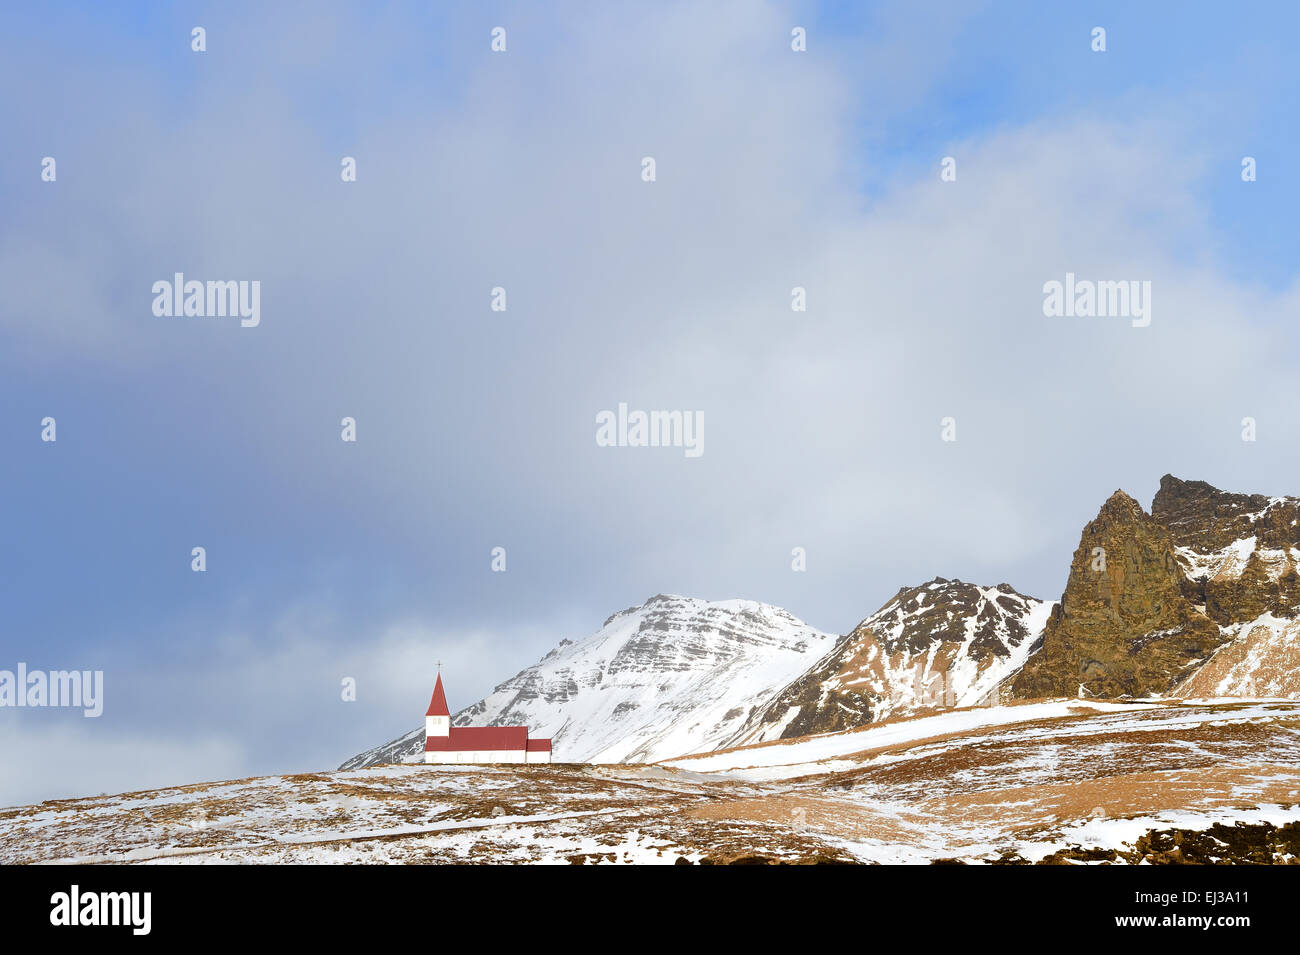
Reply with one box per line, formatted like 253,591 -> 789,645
424,750 -> 529,765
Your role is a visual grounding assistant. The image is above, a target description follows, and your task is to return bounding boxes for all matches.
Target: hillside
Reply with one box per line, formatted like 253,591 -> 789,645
10,699 -> 1300,864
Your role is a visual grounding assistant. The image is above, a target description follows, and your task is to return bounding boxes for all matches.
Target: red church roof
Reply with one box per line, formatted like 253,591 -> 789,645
425,726 -> 530,752
425,673 -> 450,717
525,739 -> 552,752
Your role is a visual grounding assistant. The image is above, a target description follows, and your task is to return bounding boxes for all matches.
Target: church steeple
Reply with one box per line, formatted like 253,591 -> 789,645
425,673 -> 450,717
424,672 -> 451,739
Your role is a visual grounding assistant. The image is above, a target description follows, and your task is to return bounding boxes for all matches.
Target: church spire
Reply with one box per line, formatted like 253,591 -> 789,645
425,672 -> 450,717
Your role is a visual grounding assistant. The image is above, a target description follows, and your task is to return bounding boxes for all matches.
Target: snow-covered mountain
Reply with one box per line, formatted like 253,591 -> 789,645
340,594 -> 837,769
343,476 -> 1300,772
729,578 -> 1054,745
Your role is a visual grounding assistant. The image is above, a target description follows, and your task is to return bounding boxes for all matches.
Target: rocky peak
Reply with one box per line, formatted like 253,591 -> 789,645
1152,475 -> 1298,552
866,578 -> 1041,660
731,578 -> 1052,744
1012,487 -> 1222,699
1151,476 -> 1300,625
1095,489 -> 1145,524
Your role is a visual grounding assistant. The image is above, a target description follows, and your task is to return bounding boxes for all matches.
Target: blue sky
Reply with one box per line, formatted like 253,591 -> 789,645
2,1 -> 1298,805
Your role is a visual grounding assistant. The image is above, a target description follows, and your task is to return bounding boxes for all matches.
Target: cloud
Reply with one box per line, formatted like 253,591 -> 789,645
2,2 -> 1298,803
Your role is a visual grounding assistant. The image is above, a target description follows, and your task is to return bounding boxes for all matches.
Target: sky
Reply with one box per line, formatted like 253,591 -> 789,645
2,1 -> 1298,806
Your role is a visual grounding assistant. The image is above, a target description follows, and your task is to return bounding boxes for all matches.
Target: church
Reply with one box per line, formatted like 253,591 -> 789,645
423,672 -> 552,764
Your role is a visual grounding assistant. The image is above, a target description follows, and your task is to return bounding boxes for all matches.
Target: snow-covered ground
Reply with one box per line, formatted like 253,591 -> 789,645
7,698 -> 1299,864
668,699 -> 1154,776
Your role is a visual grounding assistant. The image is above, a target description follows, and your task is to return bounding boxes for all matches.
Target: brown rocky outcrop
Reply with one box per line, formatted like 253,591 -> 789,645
1152,474 -> 1300,553
1153,474 -> 1300,625
1011,489 -> 1222,699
